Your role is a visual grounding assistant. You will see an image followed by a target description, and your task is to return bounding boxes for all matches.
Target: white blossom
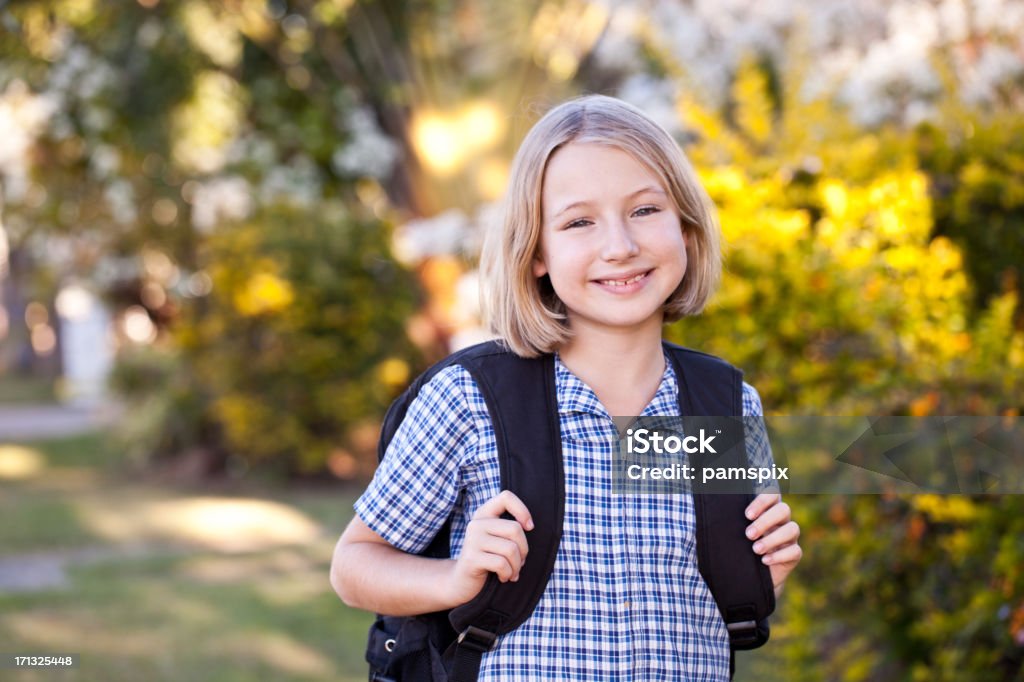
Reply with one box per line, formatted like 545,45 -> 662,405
227,133 -> 277,167
25,232 -> 75,271
973,0 -> 1024,33
47,45 -> 91,97
600,0 -> 1023,128
104,179 -> 137,225
137,18 -> 164,49
45,43 -> 115,108
259,156 -> 322,208
93,255 -> 141,289
392,208 -> 471,265
591,5 -> 645,73
468,201 -> 503,259
456,269 -> 482,320
0,81 -> 57,203
961,44 -> 1024,105
190,176 -> 253,232
845,33 -> 943,126
0,215 -> 9,278
617,74 -> 683,137
331,106 -> 400,180
938,0 -> 970,43
645,2 -> 726,102
89,144 -> 121,180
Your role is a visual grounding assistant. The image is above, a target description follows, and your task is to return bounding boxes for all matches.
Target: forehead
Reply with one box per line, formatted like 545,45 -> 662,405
542,143 -> 665,206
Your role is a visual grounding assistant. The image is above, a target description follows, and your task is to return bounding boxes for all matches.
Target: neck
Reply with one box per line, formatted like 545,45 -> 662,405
557,316 -> 666,416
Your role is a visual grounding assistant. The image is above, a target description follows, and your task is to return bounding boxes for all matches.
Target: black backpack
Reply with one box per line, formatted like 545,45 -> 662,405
364,340 -> 775,682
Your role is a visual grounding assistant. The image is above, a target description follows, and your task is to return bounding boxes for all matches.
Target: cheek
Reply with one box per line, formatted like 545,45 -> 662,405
668,228 -> 688,284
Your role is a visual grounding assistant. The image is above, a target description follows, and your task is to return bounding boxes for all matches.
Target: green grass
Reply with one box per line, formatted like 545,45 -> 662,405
0,432 -> 377,681
0,548 -> 375,682
0,434 -> 134,552
0,493 -> 102,552
29,432 -> 128,470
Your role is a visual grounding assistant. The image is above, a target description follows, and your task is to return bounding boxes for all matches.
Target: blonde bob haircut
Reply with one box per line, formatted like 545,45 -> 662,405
481,94 -> 722,358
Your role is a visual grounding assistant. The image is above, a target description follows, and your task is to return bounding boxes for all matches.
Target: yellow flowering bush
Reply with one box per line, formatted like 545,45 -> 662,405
666,56 -> 1024,681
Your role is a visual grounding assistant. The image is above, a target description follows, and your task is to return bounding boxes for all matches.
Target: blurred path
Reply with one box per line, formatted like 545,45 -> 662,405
0,403 -> 120,440
0,545 -> 160,593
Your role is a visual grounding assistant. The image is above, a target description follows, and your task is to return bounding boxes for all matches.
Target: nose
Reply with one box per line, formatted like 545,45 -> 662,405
600,218 -> 640,261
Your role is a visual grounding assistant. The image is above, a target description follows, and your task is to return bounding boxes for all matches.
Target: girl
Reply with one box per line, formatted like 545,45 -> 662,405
331,94 -> 801,680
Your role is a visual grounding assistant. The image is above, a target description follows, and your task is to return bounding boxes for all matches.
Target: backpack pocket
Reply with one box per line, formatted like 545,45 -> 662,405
366,614 -> 451,682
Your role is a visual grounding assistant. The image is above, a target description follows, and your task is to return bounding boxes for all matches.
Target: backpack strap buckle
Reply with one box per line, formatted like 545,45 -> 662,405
726,619 -> 760,648
457,625 -> 498,653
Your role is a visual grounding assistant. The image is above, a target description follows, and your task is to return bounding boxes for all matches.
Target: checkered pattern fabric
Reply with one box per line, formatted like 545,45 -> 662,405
355,352 -> 771,681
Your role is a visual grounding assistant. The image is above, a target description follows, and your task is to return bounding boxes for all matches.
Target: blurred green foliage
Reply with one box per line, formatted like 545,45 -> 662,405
113,204 -> 420,474
915,113 -> 1024,323
775,494 -> 1024,682
2,1 -> 424,473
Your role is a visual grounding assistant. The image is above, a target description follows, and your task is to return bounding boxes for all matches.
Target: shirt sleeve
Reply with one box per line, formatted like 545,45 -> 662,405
354,365 -> 479,553
741,381 -> 779,492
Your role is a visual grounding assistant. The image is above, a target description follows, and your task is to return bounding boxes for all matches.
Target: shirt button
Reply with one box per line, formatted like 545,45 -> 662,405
623,600 -> 630,609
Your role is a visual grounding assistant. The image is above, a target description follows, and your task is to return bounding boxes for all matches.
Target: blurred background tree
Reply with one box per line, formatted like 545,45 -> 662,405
1,0 -> 1023,679
1,0 -> 428,474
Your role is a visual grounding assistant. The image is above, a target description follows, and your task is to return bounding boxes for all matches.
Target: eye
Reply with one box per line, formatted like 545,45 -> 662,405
632,205 -> 661,218
563,218 -> 593,229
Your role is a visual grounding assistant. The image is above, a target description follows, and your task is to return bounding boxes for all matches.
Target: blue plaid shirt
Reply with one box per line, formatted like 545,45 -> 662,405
356,351 -> 771,681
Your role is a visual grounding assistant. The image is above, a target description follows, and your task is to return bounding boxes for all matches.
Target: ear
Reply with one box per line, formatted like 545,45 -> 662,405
532,255 -> 548,278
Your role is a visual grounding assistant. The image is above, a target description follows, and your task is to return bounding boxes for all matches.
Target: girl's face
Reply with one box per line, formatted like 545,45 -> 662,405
534,142 -> 688,339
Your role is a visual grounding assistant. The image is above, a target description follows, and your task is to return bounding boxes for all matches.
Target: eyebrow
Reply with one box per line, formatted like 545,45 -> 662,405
549,186 -> 667,219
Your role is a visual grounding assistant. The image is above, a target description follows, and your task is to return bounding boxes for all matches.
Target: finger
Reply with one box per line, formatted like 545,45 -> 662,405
763,542 -> 803,568
468,518 -> 530,562
473,490 -> 534,531
745,492 -> 780,521
752,521 -> 800,555
476,535 -> 525,577
745,501 -> 791,541
474,551 -> 516,582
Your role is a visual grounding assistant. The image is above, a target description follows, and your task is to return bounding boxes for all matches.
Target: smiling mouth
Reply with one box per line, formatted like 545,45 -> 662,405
596,271 -> 651,287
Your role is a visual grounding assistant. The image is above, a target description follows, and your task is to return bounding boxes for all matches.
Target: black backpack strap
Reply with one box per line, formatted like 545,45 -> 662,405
370,340 -> 564,682
375,342 -> 520,564
663,342 -> 776,668
441,343 -> 565,681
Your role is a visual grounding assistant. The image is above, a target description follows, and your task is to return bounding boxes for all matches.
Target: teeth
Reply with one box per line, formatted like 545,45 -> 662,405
600,272 -> 647,286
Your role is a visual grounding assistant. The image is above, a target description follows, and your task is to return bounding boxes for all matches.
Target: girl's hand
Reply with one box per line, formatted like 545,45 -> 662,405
744,492 -> 802,598
447,490 -> 533,606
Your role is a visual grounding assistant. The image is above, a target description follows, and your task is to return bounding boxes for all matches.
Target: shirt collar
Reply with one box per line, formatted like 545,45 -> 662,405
553,350 -> 680,420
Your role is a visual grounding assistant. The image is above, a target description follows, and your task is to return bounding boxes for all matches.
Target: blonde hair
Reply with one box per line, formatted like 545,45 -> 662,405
480,94 -> 722,358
